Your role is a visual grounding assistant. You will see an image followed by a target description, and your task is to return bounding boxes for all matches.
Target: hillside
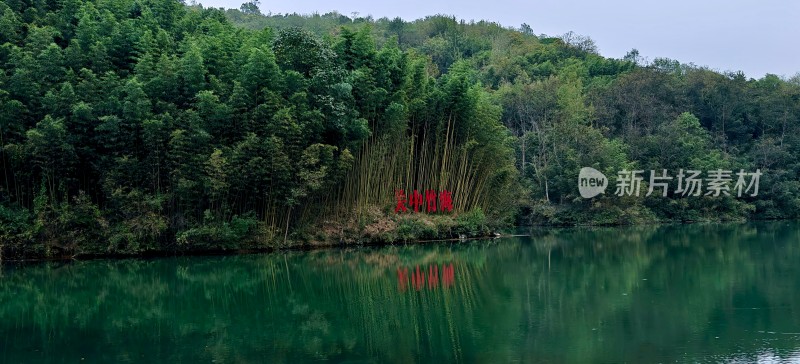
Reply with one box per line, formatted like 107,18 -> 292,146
0,0 -> 798,259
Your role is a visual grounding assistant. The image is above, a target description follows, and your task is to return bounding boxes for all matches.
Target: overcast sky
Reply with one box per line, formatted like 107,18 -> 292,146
195,0 -> 799,79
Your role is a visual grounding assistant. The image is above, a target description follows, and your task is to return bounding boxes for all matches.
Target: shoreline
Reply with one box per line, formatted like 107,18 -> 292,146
0,231 -> 509,264
3,218 -> 793,264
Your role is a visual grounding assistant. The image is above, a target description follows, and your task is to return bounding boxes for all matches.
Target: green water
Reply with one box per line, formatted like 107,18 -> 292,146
2,222 -> 800,363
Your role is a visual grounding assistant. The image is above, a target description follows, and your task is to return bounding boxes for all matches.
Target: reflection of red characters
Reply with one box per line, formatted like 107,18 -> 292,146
398,263 -> 455,292
427,264 -> 439,290
397,267 -> 409,292
412,265 -> 424,290
442,263 -> 454,288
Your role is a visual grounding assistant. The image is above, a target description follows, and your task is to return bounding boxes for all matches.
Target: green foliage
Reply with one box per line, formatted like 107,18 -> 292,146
106,189 -> 168,253
176,212 -> 258,249
0,204 -> 35,252
453,209 -> 490,236
395,216 -> 438,242
0,0 -> 798,259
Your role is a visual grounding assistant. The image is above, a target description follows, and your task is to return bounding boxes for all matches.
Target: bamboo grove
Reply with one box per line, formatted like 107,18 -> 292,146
1,0 -> 800,258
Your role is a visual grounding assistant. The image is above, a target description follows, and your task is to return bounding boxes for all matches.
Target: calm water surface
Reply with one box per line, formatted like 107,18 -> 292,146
2,222 -> 800,363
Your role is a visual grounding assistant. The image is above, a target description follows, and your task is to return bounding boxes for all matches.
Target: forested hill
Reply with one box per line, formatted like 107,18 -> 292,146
0,0 -> 798,259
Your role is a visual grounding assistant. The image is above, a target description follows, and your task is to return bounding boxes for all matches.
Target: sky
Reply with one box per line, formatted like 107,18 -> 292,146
195,0 -> 800,79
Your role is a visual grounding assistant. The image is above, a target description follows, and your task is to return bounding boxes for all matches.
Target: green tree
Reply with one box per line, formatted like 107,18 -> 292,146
178,42 -> 207,105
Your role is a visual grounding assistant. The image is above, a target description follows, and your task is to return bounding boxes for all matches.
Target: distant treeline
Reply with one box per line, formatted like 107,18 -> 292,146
0,0 -> 798,258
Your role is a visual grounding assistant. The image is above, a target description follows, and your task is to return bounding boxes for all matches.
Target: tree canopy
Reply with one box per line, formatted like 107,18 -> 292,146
0,0 -> 798,259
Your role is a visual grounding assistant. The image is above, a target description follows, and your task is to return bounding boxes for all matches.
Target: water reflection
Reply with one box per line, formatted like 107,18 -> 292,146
398,263 -> 455,292
0,222 -> 799,363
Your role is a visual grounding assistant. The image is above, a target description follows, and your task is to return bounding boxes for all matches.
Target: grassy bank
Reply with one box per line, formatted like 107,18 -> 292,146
0,204 -> 502,261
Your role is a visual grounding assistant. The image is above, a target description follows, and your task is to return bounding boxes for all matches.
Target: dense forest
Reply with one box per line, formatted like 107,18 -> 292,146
0,0 -> 798,259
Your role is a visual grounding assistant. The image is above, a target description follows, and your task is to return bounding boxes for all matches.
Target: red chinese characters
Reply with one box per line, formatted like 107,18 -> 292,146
394,190 -> 408,213
395,189 -> 453,213
425,190 -> 437,213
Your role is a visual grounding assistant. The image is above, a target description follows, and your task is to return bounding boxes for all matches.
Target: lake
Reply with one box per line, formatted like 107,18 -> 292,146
1,222 -> 800,363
